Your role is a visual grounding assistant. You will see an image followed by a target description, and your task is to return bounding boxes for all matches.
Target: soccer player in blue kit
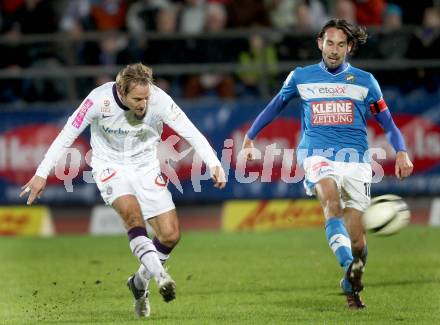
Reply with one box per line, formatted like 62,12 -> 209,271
242,19 -> 414,308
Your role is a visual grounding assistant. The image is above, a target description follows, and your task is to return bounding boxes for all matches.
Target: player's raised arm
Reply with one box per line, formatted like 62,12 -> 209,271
19,96 -> 99,205
242,70 -> 299,160
159,98 -> 226,189
242,92 -> 288,161
367,73 -> 414,180
370,101 -> 413,179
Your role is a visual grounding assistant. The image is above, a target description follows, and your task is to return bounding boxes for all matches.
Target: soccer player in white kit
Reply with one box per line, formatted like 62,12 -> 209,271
20,63 -> 226,317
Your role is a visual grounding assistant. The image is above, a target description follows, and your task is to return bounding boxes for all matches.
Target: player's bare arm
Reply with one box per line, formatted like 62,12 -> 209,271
210,166 -> 226,189
395,151 -> 413,180
19,175 -> 47,205
242,134 -> 255,161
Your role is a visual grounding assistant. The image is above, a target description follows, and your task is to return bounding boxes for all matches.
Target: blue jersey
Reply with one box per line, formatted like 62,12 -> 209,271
280,62 -> 384,164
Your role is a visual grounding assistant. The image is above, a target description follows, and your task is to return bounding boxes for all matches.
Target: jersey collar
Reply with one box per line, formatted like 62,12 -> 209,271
319,60 -> 350,75
112,83 -> 130,111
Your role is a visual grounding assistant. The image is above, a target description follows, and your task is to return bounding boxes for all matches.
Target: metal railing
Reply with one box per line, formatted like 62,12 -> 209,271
0,27 -> 439,103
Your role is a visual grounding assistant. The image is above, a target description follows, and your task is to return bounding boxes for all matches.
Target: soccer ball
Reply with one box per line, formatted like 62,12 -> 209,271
362,194 -> 410,236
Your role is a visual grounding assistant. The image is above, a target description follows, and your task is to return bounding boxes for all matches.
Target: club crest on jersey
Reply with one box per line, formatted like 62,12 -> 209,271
169,104 -> 181,121
312,161 -> 330,172
311,100 -> 354,125
346,74 -> 355,83
100,168 -> 117,182
155,173 -> 168,187
311,161 -> 332,177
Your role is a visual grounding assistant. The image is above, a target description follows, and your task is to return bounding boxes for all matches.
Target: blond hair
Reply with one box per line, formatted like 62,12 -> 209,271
115,63 -> 153,96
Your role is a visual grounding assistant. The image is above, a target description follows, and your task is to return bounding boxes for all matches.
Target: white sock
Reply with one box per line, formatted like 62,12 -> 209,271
135,264 -> 151,290
129,236 -> 164,282
157,251 -> 170,264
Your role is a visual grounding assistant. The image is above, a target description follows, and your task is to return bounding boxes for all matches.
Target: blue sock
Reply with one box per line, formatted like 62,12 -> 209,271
325,218 -> 353,272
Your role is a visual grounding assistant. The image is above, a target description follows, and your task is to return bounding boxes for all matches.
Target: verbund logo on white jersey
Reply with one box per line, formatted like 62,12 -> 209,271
311,100 -> 354,125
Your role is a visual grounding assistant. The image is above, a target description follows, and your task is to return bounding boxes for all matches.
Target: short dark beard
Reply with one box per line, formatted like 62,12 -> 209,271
325,58 -> 341,70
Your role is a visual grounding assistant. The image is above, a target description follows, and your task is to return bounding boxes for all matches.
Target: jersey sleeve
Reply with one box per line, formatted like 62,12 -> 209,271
279,69 -> 299,102
159,95 -> 221,170
247,69 -> 298,139
35,93 -> 100,178
365,73 -> 388,115
247,92 -> 287,139
365,74 -> 407,152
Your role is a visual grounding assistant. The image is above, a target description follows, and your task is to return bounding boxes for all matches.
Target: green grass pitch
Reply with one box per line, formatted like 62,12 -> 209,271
1,226 -> 439,324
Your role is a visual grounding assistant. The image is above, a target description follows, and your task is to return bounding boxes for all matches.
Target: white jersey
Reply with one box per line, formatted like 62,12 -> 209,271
36,82 -> 221,178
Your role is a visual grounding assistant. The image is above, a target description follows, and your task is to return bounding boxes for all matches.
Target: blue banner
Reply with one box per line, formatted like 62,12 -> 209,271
1,86 -> 439,204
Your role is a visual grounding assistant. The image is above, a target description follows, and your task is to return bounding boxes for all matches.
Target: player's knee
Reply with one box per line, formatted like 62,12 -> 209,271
123,212 -> 144,229
325,200 -> 343,218
158,228 -> 180,248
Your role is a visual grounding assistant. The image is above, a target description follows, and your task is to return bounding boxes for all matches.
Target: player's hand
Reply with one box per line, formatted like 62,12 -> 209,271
395,151 -> 413,180
242,134 -> 255,161
19,175 -> 47,205
210,166 -> 226,189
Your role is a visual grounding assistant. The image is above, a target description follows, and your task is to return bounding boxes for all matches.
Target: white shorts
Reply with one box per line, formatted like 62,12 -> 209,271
302,156 -> 372,212
92,161 -> 175,220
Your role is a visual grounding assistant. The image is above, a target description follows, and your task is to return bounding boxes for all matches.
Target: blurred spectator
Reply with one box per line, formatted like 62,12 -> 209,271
125,0 -> 171,34
276,1 -> 323,61
115,36 -> 145,65
59,0 -> 94,33
382,3 -> 403,31
393,0 -> 434,25
155,3 -> 178,33
354,0 -> 385,26
0,21 -> 31,103
237,33 -> 278,97
407,6 -> 440,59
96,33 -> 126,76
333,0 -> 357,24
143,5 -> 184,93
376,4 -> 409,59
184,3 -> 237,98
6,0 -> 66,101
294,1 -> 326,31
407,6 -> 440,91
99,33 -> 126,65
145,4 -> 185,64
58,0 -> 99,98
204,2 -> 227,31
226,0 -> 270,28
295,2 -> 313,30
0,0 -> 25,33
1,0 -> 24,14
266,0 -> 297,29
13,0 -> 59,34
90,0 -> 127,31
29,57 -> 67,102
179,0 -> 206,34
78,32 -> 127,97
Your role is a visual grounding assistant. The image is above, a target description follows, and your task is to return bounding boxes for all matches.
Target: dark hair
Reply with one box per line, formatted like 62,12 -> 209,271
318,19 -> 368,54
